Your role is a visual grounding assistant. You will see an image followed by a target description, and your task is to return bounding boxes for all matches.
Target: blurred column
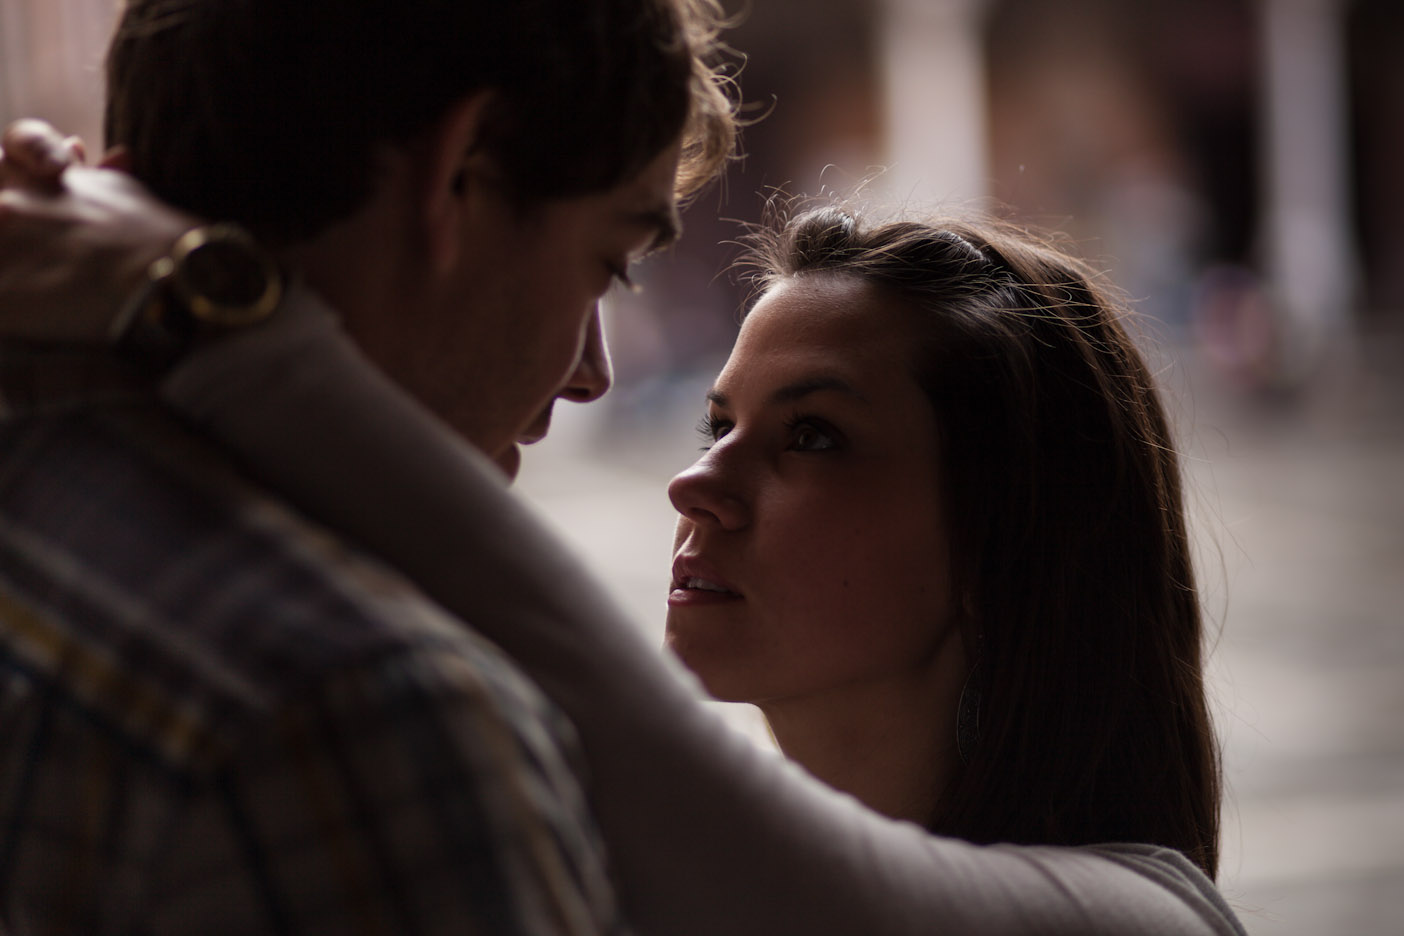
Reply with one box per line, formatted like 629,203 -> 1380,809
0,0 -> 33,122
876,0 -> 991,208
0,0 -> 115,144
1257,0 -> 1359,382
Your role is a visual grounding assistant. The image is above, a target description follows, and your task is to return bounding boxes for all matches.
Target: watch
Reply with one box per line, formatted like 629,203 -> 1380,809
111,223 -> 284,373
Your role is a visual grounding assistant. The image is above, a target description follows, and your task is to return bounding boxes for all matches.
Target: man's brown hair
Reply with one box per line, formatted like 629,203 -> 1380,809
105,0 -> 736,242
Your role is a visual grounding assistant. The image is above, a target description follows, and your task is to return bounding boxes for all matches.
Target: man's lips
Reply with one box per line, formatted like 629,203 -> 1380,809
669,555 -> 743,605
499,412 -> 551,481
518,408 -> 554,447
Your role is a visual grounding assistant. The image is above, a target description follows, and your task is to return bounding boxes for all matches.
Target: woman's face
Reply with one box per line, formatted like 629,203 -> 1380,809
665,273 -> 956,707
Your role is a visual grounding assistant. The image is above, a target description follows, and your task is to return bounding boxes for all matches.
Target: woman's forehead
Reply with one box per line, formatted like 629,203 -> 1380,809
715,275 -> 928,407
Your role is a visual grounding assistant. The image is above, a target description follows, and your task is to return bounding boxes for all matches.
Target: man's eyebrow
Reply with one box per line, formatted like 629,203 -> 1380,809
706,375 -> 869,409
627,204 -> 683,254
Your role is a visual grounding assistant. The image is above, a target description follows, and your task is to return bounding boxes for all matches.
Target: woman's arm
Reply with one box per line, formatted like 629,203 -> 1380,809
160,307 -> 1245,936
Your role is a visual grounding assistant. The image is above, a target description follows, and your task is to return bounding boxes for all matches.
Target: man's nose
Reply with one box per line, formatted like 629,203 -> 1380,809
559,309 -> 612,404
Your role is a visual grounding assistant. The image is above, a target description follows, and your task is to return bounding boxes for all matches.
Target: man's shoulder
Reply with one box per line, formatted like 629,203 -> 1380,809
0,398 -> 539,775
0,394 -> 620,936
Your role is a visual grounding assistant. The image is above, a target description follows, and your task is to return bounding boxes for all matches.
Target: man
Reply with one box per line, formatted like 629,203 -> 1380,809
0,0 -> 735,932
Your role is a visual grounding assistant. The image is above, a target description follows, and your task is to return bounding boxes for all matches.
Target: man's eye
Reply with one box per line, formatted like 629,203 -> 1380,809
609,263 -> 640,293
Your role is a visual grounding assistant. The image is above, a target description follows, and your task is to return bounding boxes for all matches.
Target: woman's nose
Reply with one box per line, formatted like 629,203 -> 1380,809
667,451 -> 750,531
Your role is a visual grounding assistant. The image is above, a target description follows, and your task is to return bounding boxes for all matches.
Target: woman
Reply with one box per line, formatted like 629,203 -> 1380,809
666,206 -> 1222,873
0,143 -> 1241,933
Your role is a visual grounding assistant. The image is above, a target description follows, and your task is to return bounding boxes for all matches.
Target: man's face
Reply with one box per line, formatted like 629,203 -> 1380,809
366,140 -> 682,480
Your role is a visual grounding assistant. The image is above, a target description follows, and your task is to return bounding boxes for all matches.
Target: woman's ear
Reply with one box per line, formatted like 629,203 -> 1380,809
417,91 -> 498,274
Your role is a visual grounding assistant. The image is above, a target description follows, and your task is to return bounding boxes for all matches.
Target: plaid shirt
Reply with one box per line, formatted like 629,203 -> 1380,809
0,346 -> 625,935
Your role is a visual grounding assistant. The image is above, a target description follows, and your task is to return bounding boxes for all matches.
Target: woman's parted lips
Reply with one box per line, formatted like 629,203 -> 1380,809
670,554 -> 743,596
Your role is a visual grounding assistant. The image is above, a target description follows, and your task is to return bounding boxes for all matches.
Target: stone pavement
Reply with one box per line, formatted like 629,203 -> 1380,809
516,337 -> 1404,935
1170,339 -> 1404,936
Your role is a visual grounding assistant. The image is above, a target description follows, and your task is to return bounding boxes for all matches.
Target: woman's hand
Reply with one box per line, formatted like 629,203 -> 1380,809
0,119 -> 196,342
0,118 -> 86,189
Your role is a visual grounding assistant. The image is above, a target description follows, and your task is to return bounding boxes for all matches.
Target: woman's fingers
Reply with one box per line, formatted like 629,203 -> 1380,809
0,166 -> 196,341
0,119 -> 85,188
65,136 -> 88,166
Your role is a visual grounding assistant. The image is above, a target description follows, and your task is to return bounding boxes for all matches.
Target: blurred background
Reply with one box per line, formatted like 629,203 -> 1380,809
3,0 -> 1401,931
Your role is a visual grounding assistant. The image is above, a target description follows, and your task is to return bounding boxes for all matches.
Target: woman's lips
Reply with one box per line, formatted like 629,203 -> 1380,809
669,556 -> 743,605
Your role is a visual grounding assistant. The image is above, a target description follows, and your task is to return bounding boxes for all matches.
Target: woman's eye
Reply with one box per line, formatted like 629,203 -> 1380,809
696,413 -> 732,449
788,420 -> 838,452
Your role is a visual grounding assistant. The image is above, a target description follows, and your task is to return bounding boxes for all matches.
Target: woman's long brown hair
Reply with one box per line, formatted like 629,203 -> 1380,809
744,204 -> 1222,878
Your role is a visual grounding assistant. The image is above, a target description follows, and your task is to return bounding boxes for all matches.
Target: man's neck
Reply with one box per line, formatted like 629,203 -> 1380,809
280,221 -> 405,334
277,144 -> 427,337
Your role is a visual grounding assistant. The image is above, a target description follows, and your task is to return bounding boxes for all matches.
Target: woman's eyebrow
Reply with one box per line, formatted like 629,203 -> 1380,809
706,375 -> 869,409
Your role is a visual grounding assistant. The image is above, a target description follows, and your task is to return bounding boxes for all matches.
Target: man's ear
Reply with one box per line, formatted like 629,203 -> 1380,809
98,146 -> 132,171
417,91 -> 498,274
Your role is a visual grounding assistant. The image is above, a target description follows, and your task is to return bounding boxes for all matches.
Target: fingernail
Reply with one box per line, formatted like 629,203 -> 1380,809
63,136 -> 86,165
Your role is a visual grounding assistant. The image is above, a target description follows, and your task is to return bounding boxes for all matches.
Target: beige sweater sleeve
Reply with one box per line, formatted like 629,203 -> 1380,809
161,288 -> 1247,936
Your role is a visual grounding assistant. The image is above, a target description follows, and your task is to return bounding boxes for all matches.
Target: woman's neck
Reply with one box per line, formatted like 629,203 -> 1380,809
757,640 -> 967,824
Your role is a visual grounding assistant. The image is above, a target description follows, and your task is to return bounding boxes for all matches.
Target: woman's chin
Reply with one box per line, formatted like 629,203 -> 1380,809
664,633 -> 751,703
